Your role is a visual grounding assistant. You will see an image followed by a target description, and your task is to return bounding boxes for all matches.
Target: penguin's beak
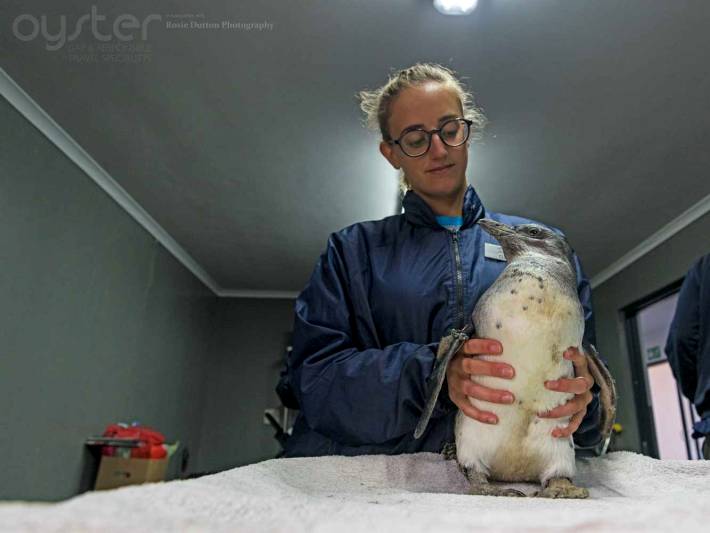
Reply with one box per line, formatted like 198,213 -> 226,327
477,218 -> 515,240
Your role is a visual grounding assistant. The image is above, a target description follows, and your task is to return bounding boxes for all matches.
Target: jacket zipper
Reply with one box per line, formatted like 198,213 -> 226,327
450,230 -> 465,329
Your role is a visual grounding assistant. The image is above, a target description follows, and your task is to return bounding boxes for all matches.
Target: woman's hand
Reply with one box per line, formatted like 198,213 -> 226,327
446,338 -> 515,425
538,347 -> 595,438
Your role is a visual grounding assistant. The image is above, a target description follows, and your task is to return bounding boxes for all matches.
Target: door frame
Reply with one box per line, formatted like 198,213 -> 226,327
621,278 -> 684,459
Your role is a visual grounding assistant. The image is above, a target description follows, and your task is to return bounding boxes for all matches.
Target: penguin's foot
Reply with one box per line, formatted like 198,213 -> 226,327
441,442 -> 457,461
464,469 -> 525,497
534,477 -> 589,499
469,484 -> 526,497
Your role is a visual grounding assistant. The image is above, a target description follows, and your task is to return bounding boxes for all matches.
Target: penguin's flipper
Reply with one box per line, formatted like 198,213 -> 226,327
413,324 -> 473,440
583,342 -> 617,454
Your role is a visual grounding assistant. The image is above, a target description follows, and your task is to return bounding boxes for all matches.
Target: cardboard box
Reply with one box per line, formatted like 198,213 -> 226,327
94,456 -> 168,490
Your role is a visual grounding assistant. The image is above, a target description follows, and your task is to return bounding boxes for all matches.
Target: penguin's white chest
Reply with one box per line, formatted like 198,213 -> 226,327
455,271 -> 584,483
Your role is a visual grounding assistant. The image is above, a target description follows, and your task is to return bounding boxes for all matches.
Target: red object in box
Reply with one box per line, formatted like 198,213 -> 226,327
102,424 -> 167,459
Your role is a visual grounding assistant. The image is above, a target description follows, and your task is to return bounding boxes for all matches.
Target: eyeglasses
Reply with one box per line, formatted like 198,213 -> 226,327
389,118 -> 473,158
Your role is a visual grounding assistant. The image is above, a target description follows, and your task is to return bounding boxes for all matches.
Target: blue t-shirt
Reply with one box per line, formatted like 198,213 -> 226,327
435,215 -> 463,232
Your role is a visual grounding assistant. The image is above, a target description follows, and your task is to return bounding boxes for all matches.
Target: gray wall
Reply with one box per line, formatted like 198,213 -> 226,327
593,212 -> 710,453
195,298 -> 295,474
0,96 -> 218,501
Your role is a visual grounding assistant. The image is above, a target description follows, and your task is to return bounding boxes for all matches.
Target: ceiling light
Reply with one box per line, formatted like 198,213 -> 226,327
433,0 -> 479,16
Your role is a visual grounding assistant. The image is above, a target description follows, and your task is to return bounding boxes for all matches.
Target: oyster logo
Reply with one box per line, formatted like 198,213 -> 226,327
12,5 -> 161,51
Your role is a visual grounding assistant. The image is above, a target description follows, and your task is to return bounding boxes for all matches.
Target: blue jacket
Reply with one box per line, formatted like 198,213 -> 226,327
665,254 -> 710,436
283,185 -> 601,457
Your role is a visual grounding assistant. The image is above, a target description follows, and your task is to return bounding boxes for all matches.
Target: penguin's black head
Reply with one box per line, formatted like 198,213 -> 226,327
477,218 -> 574,264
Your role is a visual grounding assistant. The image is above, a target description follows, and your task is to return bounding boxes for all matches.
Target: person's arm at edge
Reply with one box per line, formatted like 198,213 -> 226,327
665,260 -> 701,403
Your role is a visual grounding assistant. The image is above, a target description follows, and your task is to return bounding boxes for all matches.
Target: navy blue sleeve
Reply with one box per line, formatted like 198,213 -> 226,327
571,252 -> 604,448
665,260 -> 701,404
574,254 -> 597,348
289,235 -> 453,447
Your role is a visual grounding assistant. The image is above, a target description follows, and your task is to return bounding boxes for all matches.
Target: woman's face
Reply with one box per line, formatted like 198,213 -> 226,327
380,82 -> 468,205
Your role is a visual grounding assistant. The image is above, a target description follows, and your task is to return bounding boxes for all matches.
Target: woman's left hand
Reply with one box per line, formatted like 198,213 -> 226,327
538,347 -> 595,438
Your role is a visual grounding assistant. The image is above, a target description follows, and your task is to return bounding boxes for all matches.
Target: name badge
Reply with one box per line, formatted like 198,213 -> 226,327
484,242 -> 506,261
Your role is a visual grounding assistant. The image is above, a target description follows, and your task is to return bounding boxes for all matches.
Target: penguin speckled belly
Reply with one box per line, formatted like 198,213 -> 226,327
414,218 -> 616,499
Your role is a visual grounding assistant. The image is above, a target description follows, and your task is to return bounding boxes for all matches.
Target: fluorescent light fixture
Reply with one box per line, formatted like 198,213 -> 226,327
434,0 -> 479,15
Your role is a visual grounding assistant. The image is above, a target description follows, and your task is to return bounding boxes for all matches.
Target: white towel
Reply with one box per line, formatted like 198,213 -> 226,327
1,451 -> 709,532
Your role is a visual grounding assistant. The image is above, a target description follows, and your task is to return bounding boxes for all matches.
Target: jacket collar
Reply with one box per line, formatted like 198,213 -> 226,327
402,184 -> 486,230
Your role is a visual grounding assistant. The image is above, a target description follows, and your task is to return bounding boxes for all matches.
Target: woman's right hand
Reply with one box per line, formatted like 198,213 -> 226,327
446,338 -> 515,424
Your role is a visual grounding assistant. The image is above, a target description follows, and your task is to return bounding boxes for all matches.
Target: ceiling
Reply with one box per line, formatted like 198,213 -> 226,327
2,0 -> 709,295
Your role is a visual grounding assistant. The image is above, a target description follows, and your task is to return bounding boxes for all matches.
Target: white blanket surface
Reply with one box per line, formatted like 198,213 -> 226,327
1,451 -> 709,532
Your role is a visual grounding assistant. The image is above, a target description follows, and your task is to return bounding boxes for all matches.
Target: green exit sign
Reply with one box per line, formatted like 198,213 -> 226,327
646,346 -> 663,363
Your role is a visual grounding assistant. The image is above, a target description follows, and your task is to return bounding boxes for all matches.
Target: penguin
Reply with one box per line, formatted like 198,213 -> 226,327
415,218 -> 616,499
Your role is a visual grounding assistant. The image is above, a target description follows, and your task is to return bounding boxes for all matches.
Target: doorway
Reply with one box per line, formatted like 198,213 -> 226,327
624,281 -> 704,459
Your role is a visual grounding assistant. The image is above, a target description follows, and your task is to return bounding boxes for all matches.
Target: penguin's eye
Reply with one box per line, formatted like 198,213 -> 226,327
527,227 -> 541,237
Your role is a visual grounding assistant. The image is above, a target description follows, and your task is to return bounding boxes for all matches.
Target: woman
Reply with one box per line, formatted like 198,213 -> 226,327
281,63 -> 600,457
